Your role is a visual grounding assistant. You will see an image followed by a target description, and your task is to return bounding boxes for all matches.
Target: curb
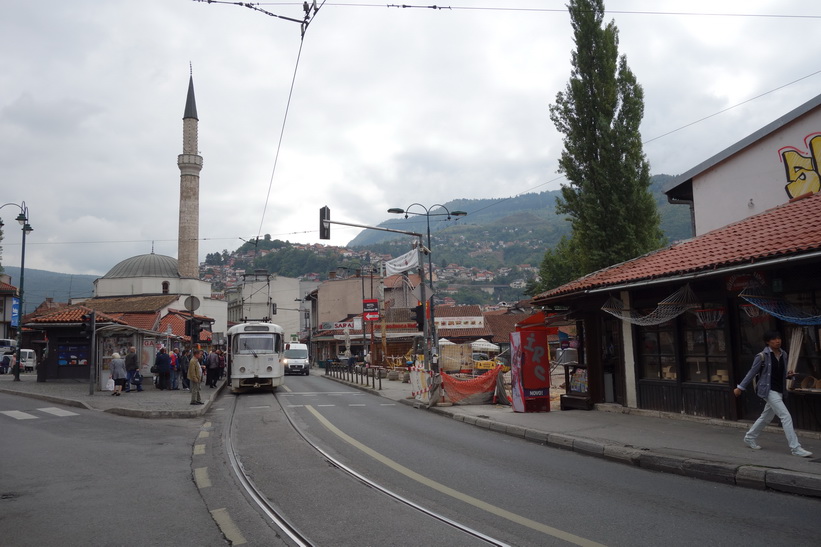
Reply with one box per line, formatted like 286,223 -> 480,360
0,380 -> 225,419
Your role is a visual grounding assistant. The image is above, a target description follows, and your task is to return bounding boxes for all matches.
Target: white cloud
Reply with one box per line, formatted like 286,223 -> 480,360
1,0 -> 820,279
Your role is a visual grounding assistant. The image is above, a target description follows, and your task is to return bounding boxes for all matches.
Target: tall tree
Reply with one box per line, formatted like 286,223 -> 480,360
547,0 -> 662,279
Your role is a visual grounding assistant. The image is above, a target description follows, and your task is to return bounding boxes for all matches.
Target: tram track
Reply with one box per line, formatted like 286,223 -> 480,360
224,390 -> 510,547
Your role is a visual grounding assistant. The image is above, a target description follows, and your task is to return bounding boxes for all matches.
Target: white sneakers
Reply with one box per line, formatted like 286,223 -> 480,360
744,438 -> 762,450
744,437 -> 813,457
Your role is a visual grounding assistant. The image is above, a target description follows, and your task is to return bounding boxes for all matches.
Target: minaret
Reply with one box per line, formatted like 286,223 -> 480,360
177,69 -> 203,279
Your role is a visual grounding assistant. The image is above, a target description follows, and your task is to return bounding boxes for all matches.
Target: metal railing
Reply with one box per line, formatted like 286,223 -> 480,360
325,361 -> 384,390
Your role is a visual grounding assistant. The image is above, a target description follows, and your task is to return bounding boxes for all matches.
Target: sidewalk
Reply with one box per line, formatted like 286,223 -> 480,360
2,369 -> 820,498
0,371 -> 225,418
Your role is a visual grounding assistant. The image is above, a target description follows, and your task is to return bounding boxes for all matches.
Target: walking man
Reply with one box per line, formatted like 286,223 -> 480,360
734,330 -> 813,457
189,349 -> 203,405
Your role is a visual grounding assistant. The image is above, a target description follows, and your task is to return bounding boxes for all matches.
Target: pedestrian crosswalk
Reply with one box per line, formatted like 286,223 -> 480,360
0,407 -> 80,420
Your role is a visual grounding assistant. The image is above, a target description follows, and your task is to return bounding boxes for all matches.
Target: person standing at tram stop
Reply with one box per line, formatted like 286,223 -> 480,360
188,349 -> 204,405
733,330 -> 813,457
109,352 -> 127,396
155,347 -> 172,390
124,346 -> 142,392
206,349 -> 220,388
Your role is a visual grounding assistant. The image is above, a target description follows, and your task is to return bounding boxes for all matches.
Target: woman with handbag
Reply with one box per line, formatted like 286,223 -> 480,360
109,352 -> 127,396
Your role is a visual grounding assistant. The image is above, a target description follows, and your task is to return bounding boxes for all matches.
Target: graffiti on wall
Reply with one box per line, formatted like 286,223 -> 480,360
779,133 -> 821,198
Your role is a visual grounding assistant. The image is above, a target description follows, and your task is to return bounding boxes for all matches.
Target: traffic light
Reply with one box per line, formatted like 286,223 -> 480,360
319,206 -> 330,240
80,311 -> 95,339
185,319 -> 194,337
271,302 -> 277,315
413,304 -> 424,331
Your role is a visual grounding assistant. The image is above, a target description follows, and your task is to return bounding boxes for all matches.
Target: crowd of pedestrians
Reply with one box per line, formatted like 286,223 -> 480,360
112,345 -> 225,394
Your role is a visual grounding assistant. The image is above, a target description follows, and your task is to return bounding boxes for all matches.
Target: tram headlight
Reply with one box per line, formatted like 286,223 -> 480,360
239,367 -> 246,373
267,366 -> 273,372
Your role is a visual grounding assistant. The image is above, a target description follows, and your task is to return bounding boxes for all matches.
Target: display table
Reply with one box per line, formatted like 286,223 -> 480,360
560,364 -> 593,410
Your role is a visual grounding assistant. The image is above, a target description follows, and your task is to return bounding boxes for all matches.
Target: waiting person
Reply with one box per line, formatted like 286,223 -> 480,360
206,349 -> 220,388
188,349 -> 203,405
109,352 -> 127,396
733,330 -> 813,457
155,347 -> 172,390
180,349 -> 191,391
169,348 -> 179,390
124,346 -> 142,392
1,353 -> 10,374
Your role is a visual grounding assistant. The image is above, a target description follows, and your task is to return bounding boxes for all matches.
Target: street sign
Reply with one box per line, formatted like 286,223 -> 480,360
363,299 -> 379,322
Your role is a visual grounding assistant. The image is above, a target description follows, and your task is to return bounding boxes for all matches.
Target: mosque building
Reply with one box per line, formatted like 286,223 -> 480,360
88,72 -> 227,334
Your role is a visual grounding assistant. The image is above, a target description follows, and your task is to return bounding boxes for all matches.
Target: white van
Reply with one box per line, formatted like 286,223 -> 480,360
283,343 -> 310,376
19,349 -> 37,372
0,339 -> 16,355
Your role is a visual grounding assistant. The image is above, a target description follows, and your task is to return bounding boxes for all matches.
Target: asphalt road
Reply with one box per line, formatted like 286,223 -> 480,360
3,378 -> 820,547
0,392 -> 226,546
261,374 -> 821,546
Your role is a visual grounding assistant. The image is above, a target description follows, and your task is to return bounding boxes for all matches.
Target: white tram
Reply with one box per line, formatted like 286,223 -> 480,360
226,321 -> 285,393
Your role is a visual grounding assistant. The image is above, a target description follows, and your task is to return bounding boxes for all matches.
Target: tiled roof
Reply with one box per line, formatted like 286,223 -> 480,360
533,192 -> 821,303
26,305 -> 127,325
83,295 -> 181,313
484,313 -> 529,344
116,312 -> 160,331
436,305 -> 483,318
0,281 -> 17,293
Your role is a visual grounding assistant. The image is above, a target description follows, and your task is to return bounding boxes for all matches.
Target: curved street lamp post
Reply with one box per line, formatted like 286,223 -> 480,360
0,201 -> 33,382
387,204 -> 466,371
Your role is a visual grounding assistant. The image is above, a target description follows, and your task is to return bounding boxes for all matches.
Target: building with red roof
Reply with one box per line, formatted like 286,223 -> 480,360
532,91 -> 821,425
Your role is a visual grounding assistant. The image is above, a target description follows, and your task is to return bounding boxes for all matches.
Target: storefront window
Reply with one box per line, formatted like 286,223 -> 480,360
638,319 -> 677,380
683,304 -> 729,383
783,291 -> 821,379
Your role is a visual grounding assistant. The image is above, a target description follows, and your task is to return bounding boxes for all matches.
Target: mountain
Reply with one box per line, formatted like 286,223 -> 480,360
347,174 -> 693,251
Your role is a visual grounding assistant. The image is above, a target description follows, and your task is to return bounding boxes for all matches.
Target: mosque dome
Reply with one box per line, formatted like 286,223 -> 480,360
102,253 -> 180,279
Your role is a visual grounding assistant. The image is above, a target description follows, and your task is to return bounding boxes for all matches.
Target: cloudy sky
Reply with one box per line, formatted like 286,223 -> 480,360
2,0 -> 820,278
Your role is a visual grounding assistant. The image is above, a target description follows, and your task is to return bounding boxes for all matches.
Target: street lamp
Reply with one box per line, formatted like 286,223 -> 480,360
0,201 -> 33,382
387,204 -> 466,371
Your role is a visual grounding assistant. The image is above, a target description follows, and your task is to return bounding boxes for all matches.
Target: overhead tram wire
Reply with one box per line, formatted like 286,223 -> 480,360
250,3 -> 821,20
197,0 -> 328,258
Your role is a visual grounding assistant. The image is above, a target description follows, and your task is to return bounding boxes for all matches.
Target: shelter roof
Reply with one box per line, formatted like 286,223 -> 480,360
533,192 -> 821,305
25,305 -> 127,326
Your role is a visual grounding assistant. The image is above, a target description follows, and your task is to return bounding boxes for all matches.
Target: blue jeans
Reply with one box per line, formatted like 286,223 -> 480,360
126,369 -> 143,391
745,390 -> 800,451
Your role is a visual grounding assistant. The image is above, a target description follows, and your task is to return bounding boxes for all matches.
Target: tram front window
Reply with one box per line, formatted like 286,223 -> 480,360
235,334 -> 275,354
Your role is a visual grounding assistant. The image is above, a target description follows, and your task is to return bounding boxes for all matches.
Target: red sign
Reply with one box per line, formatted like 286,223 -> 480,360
363,299 -> 379,322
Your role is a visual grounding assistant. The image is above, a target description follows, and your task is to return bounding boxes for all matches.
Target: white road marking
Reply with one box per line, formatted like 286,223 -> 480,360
0,410 -> 38,420
194,467 -> 211,488
38,407 -> 79,417
210,508 -> 247,545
